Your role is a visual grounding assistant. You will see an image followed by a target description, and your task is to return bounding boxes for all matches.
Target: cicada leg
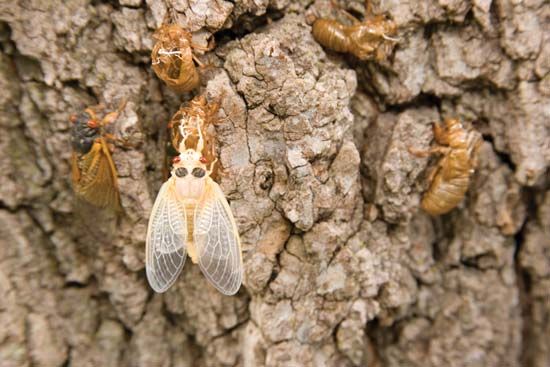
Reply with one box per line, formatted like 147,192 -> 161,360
192,53 -> 217,73
103,133 -> 132,150
329,0 -> 361,24
408,145 -> 449,158
101,98 -> 128,127
432,120 -> 452,146
192,54 -> 205,67
207,157 -> 218,176
341,9 -> 361,25
425,161 -> 441,183
191,38 -> 216,52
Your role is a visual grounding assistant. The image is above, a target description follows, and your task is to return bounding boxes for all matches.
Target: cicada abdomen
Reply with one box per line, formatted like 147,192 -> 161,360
411,118 -> 482,216
312,1 -> 398,61
312,19 -> 352,54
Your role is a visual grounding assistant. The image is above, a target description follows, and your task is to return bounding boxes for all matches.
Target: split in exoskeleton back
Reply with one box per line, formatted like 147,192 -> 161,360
164,95 -> 220,180
312,0 -> 399,62
70,100 -> 127,211
409,118 -> 483,216
151,5 -> 214,93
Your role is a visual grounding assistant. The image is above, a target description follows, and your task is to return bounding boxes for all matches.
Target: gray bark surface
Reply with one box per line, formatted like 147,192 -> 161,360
0,0 -> 548,366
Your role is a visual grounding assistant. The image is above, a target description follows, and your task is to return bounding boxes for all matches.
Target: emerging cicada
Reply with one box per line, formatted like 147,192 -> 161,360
146,97 -> 242,295
70,101 -> 126,211
151,22 -> 212,93
312,0 -> 398,61
163,95 -> 220,181
410,118 -> 483,216
169,96 -> 219,174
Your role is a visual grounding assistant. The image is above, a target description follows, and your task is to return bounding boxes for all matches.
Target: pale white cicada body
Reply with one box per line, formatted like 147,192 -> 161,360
146,115 -> 243,295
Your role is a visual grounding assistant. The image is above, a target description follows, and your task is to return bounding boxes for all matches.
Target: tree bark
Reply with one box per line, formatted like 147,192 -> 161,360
0,0 -> 548,366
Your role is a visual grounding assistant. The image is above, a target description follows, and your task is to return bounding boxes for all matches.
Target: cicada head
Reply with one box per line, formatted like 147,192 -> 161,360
71,111 -> 100,154
172,149 -> 209,200
351,17 -> 398,61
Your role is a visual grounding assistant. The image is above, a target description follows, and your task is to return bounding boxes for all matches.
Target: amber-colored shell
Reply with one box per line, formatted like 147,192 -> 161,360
420,119 -> 482,215
165,95 -> 221,179
312,14 -> 397,61
151,24 -> 200,93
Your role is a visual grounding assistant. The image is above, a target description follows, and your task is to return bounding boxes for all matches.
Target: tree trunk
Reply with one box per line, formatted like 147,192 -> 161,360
0,0 -> 548,366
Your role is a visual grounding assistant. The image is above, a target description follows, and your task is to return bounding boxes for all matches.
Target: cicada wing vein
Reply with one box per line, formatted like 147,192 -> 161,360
194,178 -> 243,296
146,178 -> 188,292
72,139 -> 121,211
71,151 -> 81,183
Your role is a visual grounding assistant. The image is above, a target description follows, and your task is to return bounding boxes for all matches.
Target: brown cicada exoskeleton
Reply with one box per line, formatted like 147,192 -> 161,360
151,20 -> 213,93
410,118 -> 483,216
312,0 -> 398,61
70,100 -> 126,211
164,95 -> 220,180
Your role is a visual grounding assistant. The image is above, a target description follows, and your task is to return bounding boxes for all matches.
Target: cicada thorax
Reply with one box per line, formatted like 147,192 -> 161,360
173,160 -> 208,199
348,16 -> 398,60
151,24 -> 200,93
170,150 -> 210,264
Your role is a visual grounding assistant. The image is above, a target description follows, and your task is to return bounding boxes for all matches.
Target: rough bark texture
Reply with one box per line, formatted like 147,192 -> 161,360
0,0 -> 549,366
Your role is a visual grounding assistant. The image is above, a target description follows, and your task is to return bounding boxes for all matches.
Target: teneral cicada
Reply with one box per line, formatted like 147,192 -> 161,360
312,0 -> 398,61
146,98 -> 242,295
410,118 -> 483,216
70,101 -> 126,211
151,23 -> 213,93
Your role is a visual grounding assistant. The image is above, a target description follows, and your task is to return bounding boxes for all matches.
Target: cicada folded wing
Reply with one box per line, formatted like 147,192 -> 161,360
72,138 -> 121,211
146,178 -> 188,293
194,178 -> 243,295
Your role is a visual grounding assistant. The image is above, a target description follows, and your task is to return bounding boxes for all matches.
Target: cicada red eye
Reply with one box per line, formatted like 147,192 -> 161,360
172,156 -> 181,164
199,156 -> 208,164
87,120 -> 99,129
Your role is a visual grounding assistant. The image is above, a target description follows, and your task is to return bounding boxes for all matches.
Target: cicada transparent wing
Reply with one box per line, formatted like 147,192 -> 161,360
72,138 -> 121,211
146,178 -> 188,292
194,178 -> 243,295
